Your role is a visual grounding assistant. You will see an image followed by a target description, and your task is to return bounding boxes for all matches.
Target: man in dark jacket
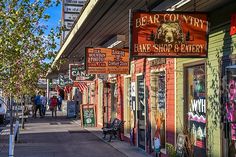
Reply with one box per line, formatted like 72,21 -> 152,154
34,92 -> 42,118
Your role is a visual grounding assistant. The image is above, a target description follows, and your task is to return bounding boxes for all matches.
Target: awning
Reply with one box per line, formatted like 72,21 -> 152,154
64,85 -> 73,93
73,82 -> 88,92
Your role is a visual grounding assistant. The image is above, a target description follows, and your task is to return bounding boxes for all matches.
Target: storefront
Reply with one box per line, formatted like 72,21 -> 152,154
148,58 -> 175,155
176,2 -> 236,156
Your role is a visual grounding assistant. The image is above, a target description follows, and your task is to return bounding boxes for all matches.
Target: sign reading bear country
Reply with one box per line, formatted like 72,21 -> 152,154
85,47 -> 129,74
131,12 -> 208,57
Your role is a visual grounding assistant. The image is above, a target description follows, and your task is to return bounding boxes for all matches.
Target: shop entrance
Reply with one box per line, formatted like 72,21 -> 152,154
137,75 -> 145,150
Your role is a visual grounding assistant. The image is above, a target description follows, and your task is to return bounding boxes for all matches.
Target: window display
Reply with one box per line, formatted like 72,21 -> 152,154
186,64 -> 206,157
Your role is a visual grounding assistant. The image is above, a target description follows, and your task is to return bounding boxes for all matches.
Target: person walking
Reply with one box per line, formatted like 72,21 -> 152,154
31,95 -> 36,118
50,96 -> 57,118
57,95 -> 62,111
34,92 -> 42,118
41,92 -> 47,116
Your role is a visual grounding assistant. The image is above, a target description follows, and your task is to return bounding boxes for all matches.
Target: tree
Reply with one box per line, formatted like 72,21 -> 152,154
0,0 -> 61,97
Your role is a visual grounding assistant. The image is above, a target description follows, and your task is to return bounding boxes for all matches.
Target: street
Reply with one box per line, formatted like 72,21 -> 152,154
0,112 -> 128,157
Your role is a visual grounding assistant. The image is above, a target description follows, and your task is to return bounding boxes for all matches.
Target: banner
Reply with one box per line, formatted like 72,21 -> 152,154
131,12 -> 208,57
85,48 -> 129,74
69,64 -> 95,81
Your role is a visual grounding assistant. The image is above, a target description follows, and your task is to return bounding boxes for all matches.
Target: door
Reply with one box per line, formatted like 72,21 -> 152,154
137,75 -> 145,150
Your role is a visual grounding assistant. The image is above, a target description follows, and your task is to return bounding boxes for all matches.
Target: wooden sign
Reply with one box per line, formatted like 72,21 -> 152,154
80,104 -> 96,127
85,47 -> 129,74
131,11 -> 208,58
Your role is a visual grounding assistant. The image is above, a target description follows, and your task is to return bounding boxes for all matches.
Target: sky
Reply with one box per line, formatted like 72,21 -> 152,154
43,1 -> 62,62
45,2 -> 62,35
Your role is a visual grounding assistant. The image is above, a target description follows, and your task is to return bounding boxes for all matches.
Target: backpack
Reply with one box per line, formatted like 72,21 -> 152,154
35,95 -> 41,106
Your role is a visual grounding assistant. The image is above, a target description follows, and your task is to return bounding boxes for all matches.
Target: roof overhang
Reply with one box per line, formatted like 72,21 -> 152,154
47,0 -> 234,79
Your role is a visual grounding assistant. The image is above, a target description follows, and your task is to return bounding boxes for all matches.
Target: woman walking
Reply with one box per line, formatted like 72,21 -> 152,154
49,96 -> 57,118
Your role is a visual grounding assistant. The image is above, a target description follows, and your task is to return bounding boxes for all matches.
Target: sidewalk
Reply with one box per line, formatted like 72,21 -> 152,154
1,111 -> 153,157
73,120 -> 153,157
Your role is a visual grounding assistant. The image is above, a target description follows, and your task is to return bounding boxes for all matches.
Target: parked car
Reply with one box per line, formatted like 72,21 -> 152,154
0,97 -> 7,124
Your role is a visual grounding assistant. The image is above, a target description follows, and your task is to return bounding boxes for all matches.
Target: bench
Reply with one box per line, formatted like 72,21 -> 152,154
102,118 -> 124,142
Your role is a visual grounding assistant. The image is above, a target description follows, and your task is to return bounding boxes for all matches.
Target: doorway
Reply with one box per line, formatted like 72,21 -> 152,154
137,75 -> 145,150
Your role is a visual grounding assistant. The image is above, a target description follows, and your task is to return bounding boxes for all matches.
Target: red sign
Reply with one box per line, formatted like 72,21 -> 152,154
85,48 -> 129,74
230,13 -> 236,36
131,12 -> 208,57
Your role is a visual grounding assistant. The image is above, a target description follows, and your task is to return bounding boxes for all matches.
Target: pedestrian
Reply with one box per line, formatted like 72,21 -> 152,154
57,95 -> 62,111
31,95 -> 36,117
50,95 -> 57,118
41,92 -> 47,116
34,92 -> 42,118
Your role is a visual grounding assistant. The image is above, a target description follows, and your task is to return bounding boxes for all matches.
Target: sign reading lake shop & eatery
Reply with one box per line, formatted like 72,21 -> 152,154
131,12 -> 208,57
85,48 -> 129,74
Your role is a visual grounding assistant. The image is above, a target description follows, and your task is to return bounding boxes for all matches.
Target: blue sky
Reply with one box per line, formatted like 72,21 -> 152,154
40,2 -> 61,63
45,2 -> 62,33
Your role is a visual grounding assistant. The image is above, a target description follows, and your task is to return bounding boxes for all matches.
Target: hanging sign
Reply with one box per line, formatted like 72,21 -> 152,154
85,47 -> 129,74
59,74 -> 72,87
230,13 -> 236,36
69,64 -> 95,81
131,11 -> 208,58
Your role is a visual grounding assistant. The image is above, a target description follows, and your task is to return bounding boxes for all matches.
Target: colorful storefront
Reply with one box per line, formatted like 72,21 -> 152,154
47,0 -> 236,156
176,2 -> 236,156
121,58 -> 175,155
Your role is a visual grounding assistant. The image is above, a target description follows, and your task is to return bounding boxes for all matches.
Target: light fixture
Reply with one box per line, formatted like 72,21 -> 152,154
166,0 -> 191,11
103,35 -> 126,48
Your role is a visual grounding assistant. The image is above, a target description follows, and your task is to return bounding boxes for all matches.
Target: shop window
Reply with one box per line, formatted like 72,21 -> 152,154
151,71 -> 166,150
185,64 -> 206,157
124,77 -> 131,137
